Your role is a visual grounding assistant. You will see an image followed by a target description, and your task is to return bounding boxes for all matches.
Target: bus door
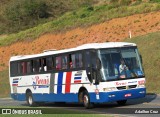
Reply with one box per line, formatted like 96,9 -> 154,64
85,50 -> 101,85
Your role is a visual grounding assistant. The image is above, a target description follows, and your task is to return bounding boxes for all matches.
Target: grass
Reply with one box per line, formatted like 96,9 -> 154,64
0,2 -> 160,46
126,31 -> 160,94
0,69 -> 10,98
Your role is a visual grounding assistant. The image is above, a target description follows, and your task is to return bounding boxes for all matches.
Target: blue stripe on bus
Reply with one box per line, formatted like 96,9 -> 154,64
13,81 -> 18,83
74,77 -> 81,80
57,72 -> 63,94
11,88 -> 146,103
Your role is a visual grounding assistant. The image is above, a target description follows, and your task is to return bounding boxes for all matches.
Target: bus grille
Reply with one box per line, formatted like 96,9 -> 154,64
117,85 -> 137,90
128,85 -> 137,89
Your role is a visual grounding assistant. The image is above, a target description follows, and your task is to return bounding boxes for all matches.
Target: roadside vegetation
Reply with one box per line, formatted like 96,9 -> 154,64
0,0 -> 96,34
0,69 -> 10,98
0,0 -> 160,46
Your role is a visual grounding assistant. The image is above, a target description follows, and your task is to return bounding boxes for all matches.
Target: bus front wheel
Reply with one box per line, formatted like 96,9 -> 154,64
83,91 -> 93,109
26,92 -> 36,107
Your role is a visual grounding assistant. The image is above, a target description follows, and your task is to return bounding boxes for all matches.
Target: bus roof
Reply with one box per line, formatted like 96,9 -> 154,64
10,42 -> 136,61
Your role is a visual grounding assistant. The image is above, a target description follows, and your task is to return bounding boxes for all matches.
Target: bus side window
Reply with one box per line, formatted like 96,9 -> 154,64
27,61 -> 32,74
10,62 -> 18,76
41,58 -> 47,72
22,62 -> 27,75
32,59 -> 40,72
69,54 -> 72,68
17,62 -> 22,75
85,51 -> 91,68
76,53 -> 83,68
46,57 -> 54,71
62,56 -> 68,69
69,53 -> 83,69
71,54 -> 76,68
56,56 -> 61,70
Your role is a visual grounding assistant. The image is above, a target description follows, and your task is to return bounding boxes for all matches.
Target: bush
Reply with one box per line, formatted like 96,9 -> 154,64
0,0 -> 96,34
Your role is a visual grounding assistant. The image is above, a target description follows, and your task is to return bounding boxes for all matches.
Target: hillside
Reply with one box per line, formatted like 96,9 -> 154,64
0,11 -> 160,71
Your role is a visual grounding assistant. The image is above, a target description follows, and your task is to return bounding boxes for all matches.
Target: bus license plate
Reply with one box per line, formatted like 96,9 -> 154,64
125,93 -> 131,97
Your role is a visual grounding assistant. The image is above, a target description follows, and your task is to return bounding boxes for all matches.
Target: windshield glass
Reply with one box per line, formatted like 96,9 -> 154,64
99,47 -> 144,81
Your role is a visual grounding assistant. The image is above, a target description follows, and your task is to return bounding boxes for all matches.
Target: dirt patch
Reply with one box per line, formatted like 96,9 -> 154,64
0,11 -> 160,71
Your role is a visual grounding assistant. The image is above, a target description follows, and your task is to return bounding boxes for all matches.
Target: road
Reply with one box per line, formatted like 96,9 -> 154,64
0,94 -> 160,116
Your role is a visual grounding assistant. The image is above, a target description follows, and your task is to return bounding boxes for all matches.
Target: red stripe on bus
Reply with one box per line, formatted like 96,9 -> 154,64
74,80 -> 81,83
12,84 -> 18,86
65,72 -> 72,93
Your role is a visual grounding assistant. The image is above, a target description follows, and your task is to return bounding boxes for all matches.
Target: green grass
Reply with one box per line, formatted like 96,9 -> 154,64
0,69 -> 10,98
126,31 -> 160,94
0,2 -> 160,46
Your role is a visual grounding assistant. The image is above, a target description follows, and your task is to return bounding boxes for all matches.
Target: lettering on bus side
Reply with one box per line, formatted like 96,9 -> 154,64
115,82 -> 127,86
35,76 -> 49,85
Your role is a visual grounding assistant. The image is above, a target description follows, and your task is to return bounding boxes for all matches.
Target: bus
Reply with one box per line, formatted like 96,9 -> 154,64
9,42 -> 146,108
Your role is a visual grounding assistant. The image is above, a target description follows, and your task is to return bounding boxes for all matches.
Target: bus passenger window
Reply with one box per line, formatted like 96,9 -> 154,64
69,54 -> 73,68
22,62 -> 27,75
69,53 -> 83,69
17,62 -> 22,74
27,61 -> 32,74
41,58 -> 47,71
62,56 -> 68,69
77,53 -> 83,68
85,51 -> 91,68
56,56 -> 61,70
46,57 -> 54,71
71,54 -> 76,68
10,62 -> 18,76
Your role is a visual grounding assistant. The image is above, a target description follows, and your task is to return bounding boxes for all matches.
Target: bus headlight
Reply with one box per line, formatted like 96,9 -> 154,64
103,87 -> 117,92
137,84 -> 145,88
137,80 -> 145,88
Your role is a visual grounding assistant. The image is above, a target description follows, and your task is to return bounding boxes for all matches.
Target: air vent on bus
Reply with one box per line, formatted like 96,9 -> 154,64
128,85 -> 137,89
117,86 -> 126,90
117,85 -> 137,90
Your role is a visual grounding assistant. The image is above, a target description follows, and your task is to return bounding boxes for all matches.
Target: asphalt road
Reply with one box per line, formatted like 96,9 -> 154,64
0,94 -> 160,117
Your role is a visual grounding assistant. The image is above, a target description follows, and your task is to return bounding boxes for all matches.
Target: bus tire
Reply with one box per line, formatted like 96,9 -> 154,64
117,100 -> 127,106
83,90 -> 93,109
26,92 -> 37,107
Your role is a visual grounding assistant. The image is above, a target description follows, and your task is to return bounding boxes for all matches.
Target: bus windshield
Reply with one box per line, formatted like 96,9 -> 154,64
99,47 -> 144,81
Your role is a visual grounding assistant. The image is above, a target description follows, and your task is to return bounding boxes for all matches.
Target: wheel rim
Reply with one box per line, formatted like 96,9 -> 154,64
28,96 -> 33,105
83,95 -> 89,106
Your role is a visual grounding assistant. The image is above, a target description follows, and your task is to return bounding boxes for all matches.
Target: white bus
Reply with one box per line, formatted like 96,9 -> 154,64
9,42 -> 146,108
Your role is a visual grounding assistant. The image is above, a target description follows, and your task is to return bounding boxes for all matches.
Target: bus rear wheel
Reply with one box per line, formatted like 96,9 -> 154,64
83,91 -> 93,109
117,100 -> 127,106
26,92 -> 36,107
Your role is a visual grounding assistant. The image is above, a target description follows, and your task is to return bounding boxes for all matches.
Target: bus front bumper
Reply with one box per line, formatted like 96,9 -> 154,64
90,88 -> 146,103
